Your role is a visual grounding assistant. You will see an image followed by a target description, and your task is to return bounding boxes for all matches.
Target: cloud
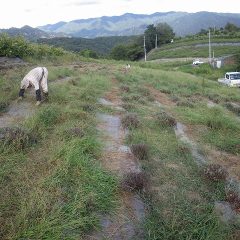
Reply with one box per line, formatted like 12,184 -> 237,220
24,9 -> 33,12
65,0 -> 100,7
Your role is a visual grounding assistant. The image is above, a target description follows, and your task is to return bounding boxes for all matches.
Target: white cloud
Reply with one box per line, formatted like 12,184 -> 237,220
0,0 -> 239,28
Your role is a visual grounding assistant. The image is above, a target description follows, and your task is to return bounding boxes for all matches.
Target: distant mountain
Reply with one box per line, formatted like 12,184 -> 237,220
0,25 -> 69,41
38,11 -> 240,38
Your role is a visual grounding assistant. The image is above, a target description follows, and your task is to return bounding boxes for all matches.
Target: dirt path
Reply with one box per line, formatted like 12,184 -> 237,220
87,83 -> 145,239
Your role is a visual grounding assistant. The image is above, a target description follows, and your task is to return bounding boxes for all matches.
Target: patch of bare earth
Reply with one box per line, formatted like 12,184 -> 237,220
206,147 -> 240,181
145,85 -> 175,108
87,84 -> 145,239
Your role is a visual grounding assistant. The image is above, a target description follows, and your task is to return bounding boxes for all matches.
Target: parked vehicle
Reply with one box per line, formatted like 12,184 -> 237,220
218,72 -> 240,87
192,59 -> 204,65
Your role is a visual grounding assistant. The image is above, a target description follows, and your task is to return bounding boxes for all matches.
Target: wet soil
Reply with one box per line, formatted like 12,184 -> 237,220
88,85 -> 145,239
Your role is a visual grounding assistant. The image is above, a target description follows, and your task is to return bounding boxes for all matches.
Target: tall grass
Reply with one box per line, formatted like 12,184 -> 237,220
0,64 -> 117,239
116,67 -> 239,239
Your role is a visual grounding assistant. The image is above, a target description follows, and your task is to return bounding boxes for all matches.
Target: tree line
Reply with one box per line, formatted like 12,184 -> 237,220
110,23 -> 175,61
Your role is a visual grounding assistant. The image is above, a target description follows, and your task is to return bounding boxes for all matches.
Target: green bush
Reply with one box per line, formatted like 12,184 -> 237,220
0,34 -> 67,59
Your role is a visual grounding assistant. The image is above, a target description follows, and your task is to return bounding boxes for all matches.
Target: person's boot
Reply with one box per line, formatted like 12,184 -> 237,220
36,89 -> 41,101
18,89 -> 25,101
35,89 -> 42,106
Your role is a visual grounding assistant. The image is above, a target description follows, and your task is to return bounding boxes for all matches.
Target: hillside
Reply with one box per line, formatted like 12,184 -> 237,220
147,37 -> 240,60
38,11 -> 240,38
1,52 -> 240,239
37,35 -> 137,55
1,27 -> 240,239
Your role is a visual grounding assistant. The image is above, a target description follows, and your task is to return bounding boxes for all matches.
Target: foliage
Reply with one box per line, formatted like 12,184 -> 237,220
224,22 -> 239,32
0,34 -> 30,57
144,24 -> 157,51
156,22 -> 175,45
0,34 -> 67,59
79,49 -> 99,59
143,23 -> 175,51
38,35 -> 136,55
110,43 -> 143,61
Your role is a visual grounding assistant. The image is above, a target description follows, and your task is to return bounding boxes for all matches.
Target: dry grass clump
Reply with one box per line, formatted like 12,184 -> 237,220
0,127 -> 36,150
120,171 -> 146,191
121,113 -> 140,129
69,79 -> 77,86
226,191 -> 240,211
176,100 -> 194,108
160,89 -> 171,94
130,143 -> 149,160
203,164 -> 228,182
82,104 -> 95,112
138,87 -> 151,97
208,93 -> 222,104
177,144 -> 190,154
120,85 -> 130,93
122,103 -> 135,111
225,102 -> 240,116
66,127 -> 85,138
155,111 -> 176,127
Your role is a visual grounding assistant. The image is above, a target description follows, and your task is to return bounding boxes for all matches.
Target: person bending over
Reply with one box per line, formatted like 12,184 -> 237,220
18,67 -> 48,106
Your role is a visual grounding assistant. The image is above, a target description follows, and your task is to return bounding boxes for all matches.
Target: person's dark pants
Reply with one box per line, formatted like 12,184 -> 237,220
19,88 -> 25,97
36,89 -> 41,101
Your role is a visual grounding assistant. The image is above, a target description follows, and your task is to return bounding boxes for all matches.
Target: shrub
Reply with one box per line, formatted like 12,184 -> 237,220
130,143 -> 149,160
225,102 -> 240,116
0,127 -> 36,151
82,104 -> 95,112
120,171 -> 146,191
176,100 -> 194,108
226,191 -> 240,211
121,113 -> 140,129
65,128 -> 85,138
155,111 -> 176,127
203,164 -> 228,182
120,85 -> 130,93
0,34 -> 67,59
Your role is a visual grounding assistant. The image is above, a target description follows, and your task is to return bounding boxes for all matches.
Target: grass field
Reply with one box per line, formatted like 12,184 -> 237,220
1,55 -> 240,239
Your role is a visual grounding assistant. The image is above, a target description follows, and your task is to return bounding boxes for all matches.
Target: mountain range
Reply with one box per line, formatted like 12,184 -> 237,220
38,11 -> 240,38
1,11 -> 240,41
0,25 -> 68,41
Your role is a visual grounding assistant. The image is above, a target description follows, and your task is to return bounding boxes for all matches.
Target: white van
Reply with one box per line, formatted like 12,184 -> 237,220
218,72 -> 240,87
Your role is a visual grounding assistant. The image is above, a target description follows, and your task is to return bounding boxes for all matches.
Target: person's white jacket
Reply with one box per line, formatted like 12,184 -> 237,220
20,67 -> 48,93
19,67 -> 49,104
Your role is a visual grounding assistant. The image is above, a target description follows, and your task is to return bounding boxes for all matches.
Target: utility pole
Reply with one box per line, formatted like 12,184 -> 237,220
144,35 -> 147,62
155,34 -> 158,49
208,29 -> 211,63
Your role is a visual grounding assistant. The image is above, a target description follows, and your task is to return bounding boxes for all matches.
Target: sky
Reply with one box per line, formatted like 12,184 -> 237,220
0,0 -> 239,29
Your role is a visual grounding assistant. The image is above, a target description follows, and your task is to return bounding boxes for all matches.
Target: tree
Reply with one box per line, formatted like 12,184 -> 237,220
80,49 -> 99,59
144,24 -> 157,51
198,29 -> 208,35
224,22 -> 239,32
110,44 -> 128,60
126,44 -> 144,61
156,22 -> 175,45
110,43 -> 143,61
